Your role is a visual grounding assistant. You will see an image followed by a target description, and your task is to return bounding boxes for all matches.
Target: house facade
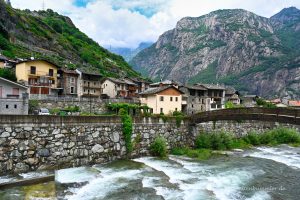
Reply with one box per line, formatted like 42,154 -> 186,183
241,95 -> 259,107
58,68 -> 79,96
225,87 -> 240,105
180,83 -> 225,115
140,85 -> 183,114
0,77 -> 28,115
127,77 -> 151,93
15,59 -> 59,99
76,69 -> 102,97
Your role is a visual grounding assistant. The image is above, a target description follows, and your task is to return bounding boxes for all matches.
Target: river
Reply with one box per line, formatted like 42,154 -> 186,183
1,145 -> 300,200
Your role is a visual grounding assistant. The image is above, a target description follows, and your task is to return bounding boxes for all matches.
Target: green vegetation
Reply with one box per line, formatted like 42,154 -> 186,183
0,5 -> 141,79
171,128 -> 300,160
28,100 -> 39,114
119,108 -> 133,154
171,147 -> 213,160
189,61 -> 218,84
107,103 -> 150,116
0,68 -> 17,81
256,98 -> 276,108
150,136 -> 167,158
189,40 -> 226,53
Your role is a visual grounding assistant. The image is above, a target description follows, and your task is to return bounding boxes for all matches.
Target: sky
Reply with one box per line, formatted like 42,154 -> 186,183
10,0 -> 300,49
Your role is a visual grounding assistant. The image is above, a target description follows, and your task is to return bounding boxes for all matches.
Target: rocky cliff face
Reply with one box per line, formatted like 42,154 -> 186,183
131,8 -> 300,98
0,0 -> 140,78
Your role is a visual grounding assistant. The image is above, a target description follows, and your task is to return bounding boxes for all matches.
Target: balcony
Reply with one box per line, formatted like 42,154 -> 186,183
28,70 -> 57,79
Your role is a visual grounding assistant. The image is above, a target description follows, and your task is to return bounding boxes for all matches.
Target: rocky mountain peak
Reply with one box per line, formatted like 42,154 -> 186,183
130,8 -> 300,99
271,7 -> 300,23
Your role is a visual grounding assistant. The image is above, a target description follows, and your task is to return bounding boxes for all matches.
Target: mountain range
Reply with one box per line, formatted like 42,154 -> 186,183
110,42 -> 153,62
130,7 -> 300,98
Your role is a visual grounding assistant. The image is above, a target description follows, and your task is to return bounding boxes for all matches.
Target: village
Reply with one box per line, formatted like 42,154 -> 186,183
1,56 -> 299,116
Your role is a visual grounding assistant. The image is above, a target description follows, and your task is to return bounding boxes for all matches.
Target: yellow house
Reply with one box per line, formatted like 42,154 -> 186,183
15,59 -> 59,97
139,85 -> 184,114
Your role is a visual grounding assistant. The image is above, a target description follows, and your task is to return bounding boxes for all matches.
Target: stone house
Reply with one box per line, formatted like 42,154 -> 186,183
180,83 -> 226,115
101,77 -> 138,98
58,68 -> 79,96
241,95 -> 259,107
15,59 -> 60,99
0,77 -> 28,115
76,69 -> 102,98
149,80 -> 179,88
126,77 -> 151,93
225,87 -> 240,105
139,85 -> 184,114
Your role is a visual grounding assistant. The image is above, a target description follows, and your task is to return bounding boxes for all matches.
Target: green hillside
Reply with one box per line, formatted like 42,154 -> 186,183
0,0 -> 141,78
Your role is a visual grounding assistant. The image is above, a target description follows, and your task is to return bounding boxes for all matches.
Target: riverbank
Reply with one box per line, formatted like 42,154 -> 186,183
1,145 -> 300,199
170,127 -> 300,160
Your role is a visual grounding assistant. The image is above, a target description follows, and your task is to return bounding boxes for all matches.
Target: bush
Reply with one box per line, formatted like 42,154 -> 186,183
243,132 -> 260,145
265,128 -> 300,145
171,147 -> 213,160
195,133 -> 212,149
150,137 -> 167,158
0,68 -> 17,81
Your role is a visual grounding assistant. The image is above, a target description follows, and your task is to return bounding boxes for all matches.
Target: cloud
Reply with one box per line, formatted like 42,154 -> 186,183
10,0 -> 300,48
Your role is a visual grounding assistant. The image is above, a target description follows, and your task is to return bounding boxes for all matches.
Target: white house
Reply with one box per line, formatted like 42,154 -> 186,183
0,77 -> 29,115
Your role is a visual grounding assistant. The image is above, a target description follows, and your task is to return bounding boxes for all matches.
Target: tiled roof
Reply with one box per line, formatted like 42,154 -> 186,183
106,77 -> 127,84
184,85 -> 207,90
61,68 -> 79,75
140,85 -> 183,95
17,59 -> 61,68
150,80 -> 177,86
289,101 -> 300,107
195,83 -> 225,90
0,77 -> 28,89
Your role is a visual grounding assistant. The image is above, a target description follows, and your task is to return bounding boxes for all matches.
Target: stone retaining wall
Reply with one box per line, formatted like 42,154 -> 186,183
193,120 -> 300,138
0,116 -> 190,174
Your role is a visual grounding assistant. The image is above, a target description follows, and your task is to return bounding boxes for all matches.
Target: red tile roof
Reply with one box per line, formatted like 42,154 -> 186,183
288,101 -> 300,107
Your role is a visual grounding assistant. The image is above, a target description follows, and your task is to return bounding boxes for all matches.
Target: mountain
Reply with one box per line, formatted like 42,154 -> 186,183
110,42 -> 153,62
130,7 -> 300,98
0,0 -> 140,78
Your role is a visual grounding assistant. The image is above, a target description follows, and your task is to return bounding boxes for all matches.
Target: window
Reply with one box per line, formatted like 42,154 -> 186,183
14,104 -> 17,109
84,81 -> 86,84
70,87 -> 75,94
94,89 -> 96,93
94,82 -> 96,85
170,97 -> 173,101
160,96 -> 164,101
160,108 -> 163,113
70,77 -> 75,83
88,82 -> 90,86
175,97 -> 178,102
6,105 -> 9,109
49,69 -> 54,77
192,104 -> 194,108
52,80 -> 55,84
175,108 -> 178,111
30,66 -> 36,74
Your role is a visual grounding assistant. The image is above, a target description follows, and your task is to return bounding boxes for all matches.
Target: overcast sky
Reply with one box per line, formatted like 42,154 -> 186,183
10,0 -> 300,48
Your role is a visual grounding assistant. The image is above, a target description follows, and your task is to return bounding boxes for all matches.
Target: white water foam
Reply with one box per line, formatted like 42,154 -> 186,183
135,157 -> 266,200
65,168 -> 143,200
19,171 -> 51,179
0,176 -> 16,184
55,166 -> 99,184
245,191 -> 271,200
246,146 -> 300,169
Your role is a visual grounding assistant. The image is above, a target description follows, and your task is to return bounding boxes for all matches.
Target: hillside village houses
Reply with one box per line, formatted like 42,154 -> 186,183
0,77 -> 28,115
180,83 -> 226,115
76,69 -> 102,98
15,59 -> 59,99
139,85 -> 184,114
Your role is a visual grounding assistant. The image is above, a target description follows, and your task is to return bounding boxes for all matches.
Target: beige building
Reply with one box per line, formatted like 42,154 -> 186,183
101,78 -> 128,98
15,59 -> 59,98
140,85 -> 184,114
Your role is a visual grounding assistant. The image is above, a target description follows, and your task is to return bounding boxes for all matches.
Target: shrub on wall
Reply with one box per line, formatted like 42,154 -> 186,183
150,136 -> 167,158
120,108 -> 133,154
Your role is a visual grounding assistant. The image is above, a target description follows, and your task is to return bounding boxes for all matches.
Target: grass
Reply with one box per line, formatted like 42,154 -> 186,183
171,128 -> 300,160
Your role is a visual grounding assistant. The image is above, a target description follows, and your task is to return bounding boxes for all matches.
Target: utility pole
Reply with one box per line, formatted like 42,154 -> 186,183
42,0 -> 45,10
